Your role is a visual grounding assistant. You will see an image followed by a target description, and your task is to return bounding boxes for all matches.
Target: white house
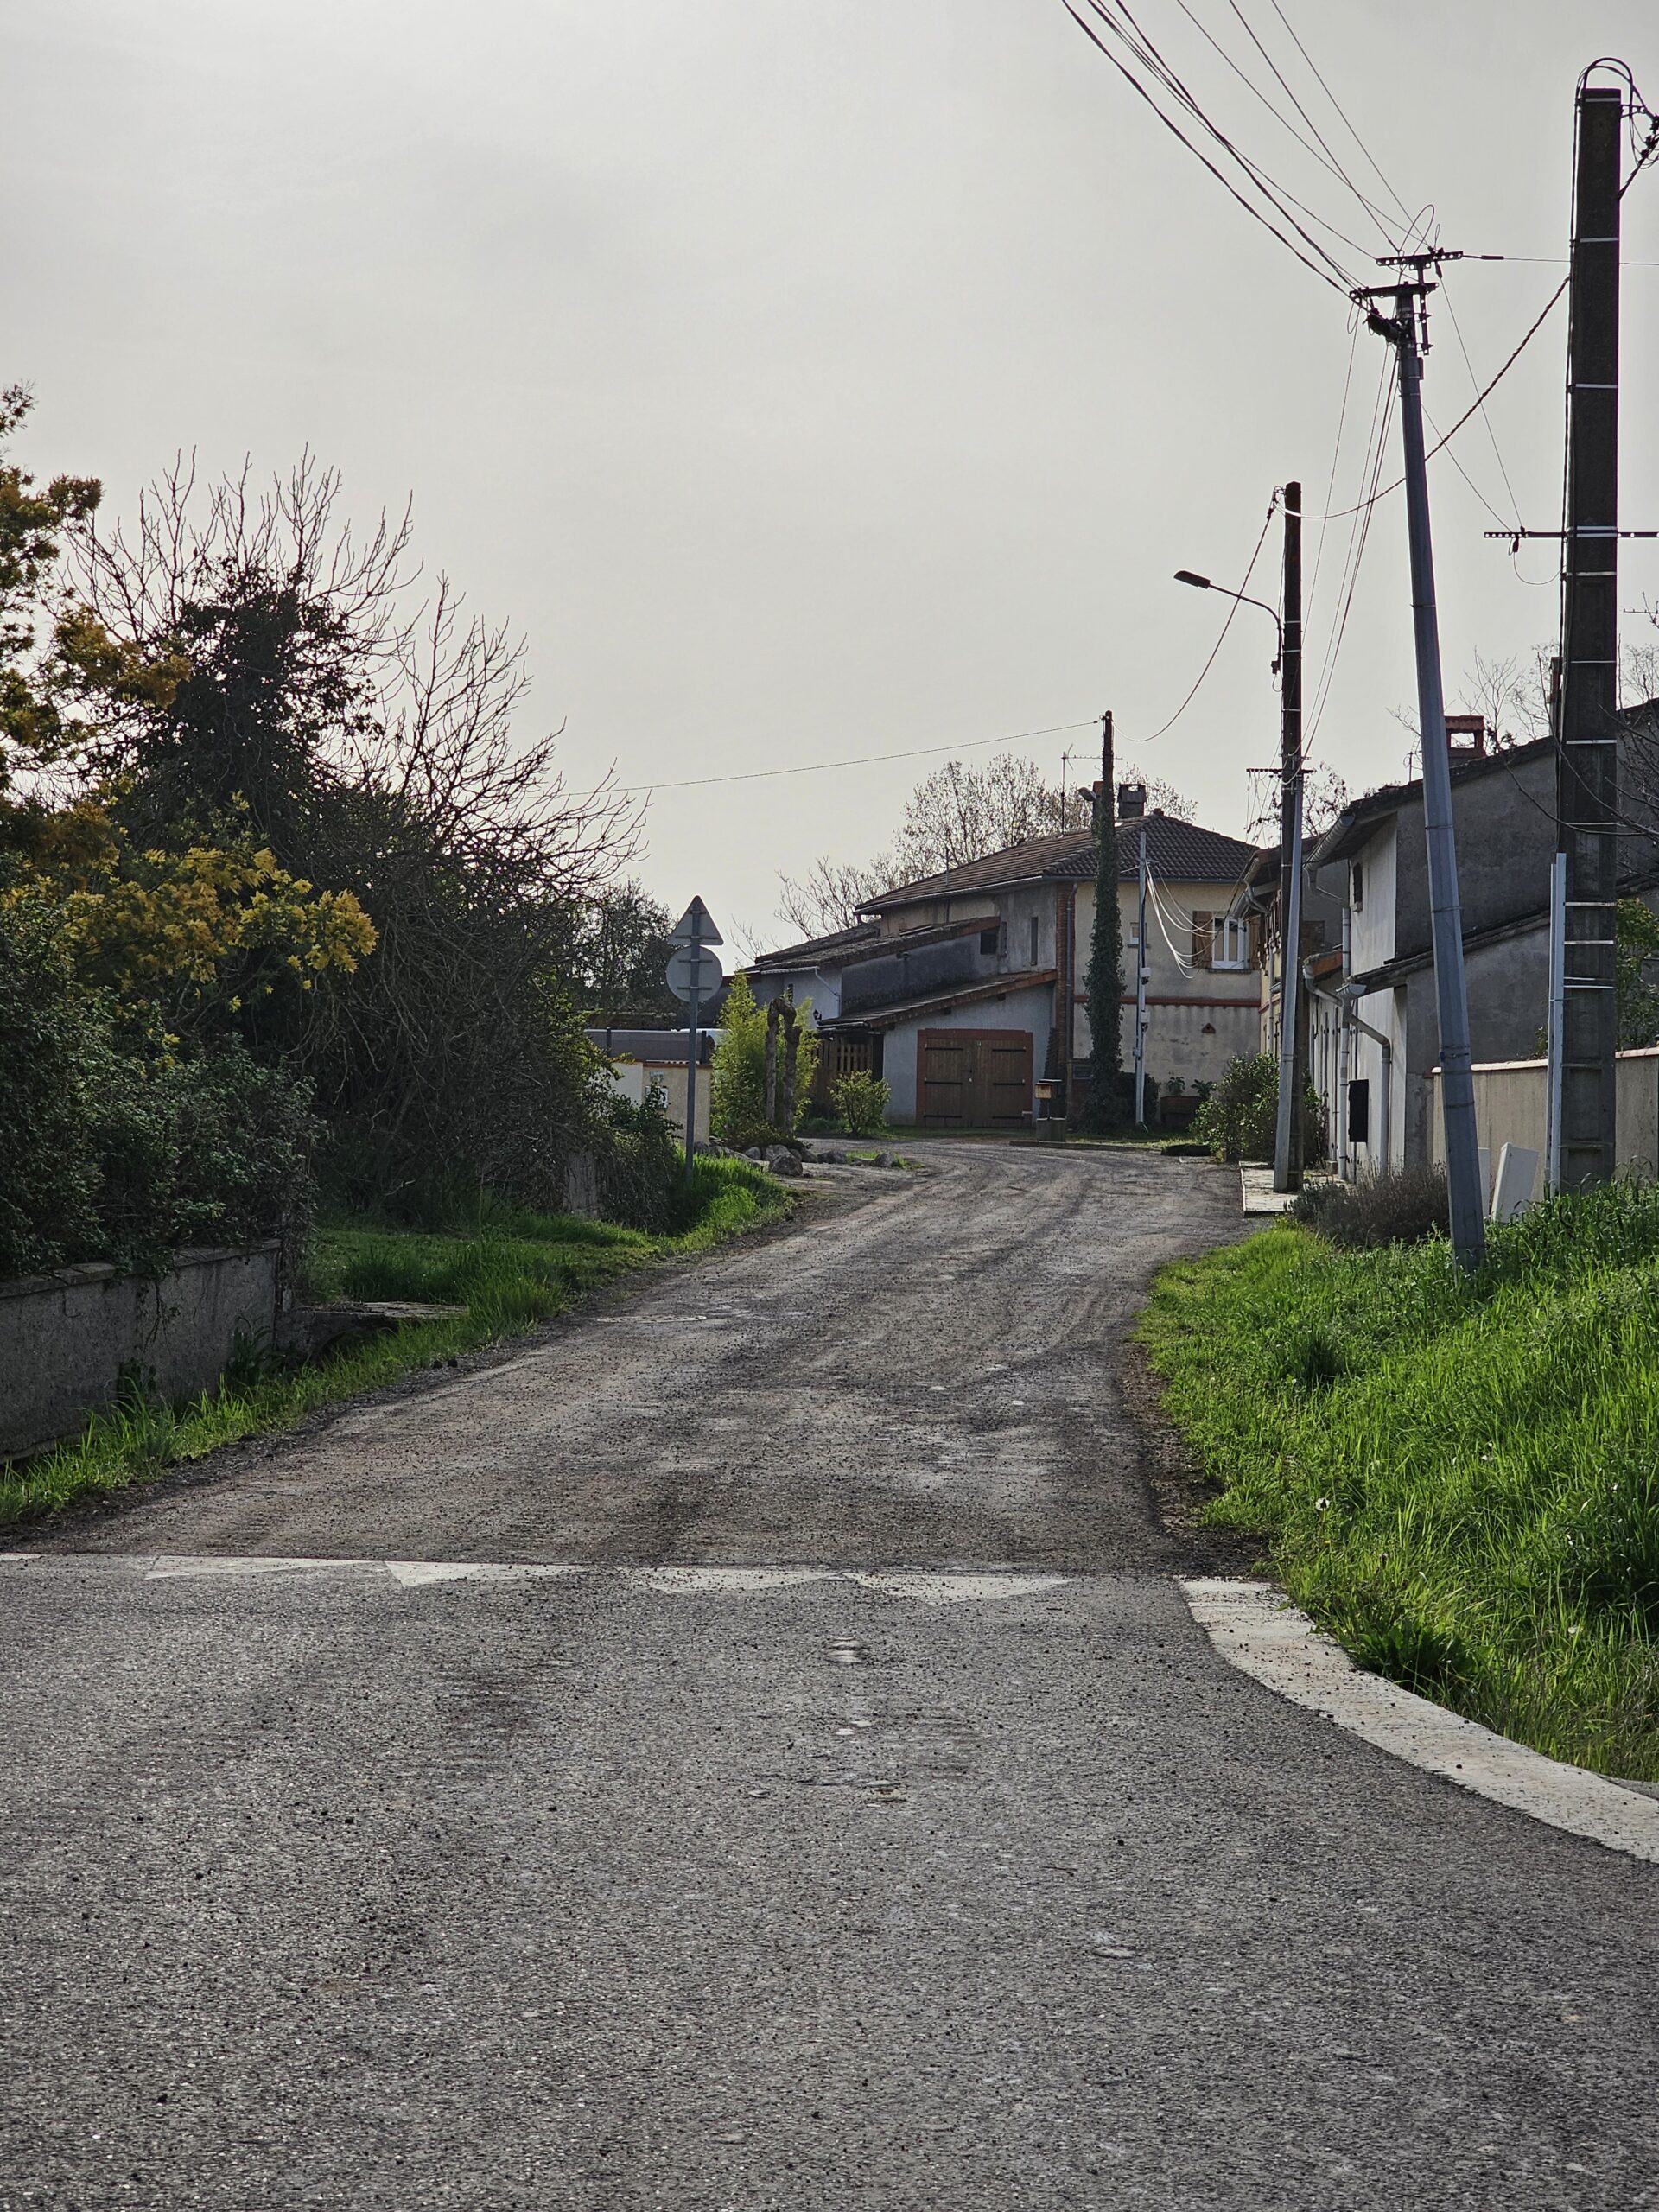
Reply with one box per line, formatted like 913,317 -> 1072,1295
749,786 -> 1263,1128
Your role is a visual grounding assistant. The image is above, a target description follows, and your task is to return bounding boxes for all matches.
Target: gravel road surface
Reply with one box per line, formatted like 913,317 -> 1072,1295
4,1142 -> 1656,2210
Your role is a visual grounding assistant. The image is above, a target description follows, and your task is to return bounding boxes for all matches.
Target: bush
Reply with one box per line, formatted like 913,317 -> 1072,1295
831,1071 -> 890,1136
594,1090 -> 683,1235
1190,1052 -> 1277,1161
0,898 -> 317,1282
1190,1052 -> 1321,1164
1290,1165 -> 1448,1250
710,974 -> 818,1147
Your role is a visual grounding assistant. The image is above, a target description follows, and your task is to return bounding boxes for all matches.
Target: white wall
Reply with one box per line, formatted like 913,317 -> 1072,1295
602,1058 -> 710,1143
1347,823 -> 1396,975
883,982 -> 1055,1123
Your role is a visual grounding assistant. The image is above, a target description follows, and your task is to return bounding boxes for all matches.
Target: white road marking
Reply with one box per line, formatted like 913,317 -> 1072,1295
386,1561 -> 581,1588
1183,1577 -> 1659,1865
633,1567 -> 830,1596
0,1553 -> 1071,1607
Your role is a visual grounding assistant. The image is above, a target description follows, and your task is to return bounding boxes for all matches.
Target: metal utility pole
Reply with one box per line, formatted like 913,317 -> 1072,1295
1557,80 -> 1623,1191
1272,482 -> 1305,1192
1358,264 -> 1485,1268
1133,821 -> 1149,1124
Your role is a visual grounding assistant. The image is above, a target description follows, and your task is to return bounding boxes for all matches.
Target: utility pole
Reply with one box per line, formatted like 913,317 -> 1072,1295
1358,264 -> 1485,1268
1134,820 -> 1149,1124
1084,711 -> 1125,1131
1272,482 -> 1304,1192
1557,79 -> 1623,1191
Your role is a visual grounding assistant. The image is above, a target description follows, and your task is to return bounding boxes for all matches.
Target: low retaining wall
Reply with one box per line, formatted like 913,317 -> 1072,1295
0,1243 -> 282,1461
1427,1047 -> 1659,1189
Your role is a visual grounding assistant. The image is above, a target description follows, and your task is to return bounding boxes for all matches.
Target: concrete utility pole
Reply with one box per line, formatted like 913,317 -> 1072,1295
1272,482 -> 1305,1193
1359,266 -> 1485,1268
1557,80 -> 1623,1191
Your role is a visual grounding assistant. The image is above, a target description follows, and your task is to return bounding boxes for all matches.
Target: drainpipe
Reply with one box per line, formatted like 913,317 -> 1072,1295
1338,912 -> 1351,1183
1306,955 -> 1394,1182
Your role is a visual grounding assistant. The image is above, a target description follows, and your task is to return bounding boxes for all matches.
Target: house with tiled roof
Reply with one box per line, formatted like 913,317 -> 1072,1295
748,785 -> 1264,1128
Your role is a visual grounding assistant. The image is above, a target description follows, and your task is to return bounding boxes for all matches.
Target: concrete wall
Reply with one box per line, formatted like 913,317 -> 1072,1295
0,1243 -> 282,1461
1427,1048 -> 1659,1183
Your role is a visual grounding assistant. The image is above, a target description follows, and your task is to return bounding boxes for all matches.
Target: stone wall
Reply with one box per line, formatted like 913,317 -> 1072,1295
0,1243 -> 282,1461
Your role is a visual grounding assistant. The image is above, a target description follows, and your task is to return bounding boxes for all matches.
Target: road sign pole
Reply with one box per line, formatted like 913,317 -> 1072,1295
666,898 -> 725,1187
683,907 -> 703,1187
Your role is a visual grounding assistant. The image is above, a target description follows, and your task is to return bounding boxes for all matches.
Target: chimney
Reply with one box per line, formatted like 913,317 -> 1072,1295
1118,782 -> 1147,819
1444,714 -> 1487,755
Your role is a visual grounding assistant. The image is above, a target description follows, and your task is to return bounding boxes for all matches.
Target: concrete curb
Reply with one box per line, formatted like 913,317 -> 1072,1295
1181,1575 -> 1659,1865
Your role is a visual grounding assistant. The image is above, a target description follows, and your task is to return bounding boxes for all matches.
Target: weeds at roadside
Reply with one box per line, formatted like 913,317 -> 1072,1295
1139,1179 -> 1659,1781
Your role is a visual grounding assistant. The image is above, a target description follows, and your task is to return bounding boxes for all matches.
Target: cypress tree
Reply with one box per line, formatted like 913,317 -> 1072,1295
1083,712 -> 1124,1133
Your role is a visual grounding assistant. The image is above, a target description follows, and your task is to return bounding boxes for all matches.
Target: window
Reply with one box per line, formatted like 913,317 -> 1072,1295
1210,917 -> 1250,970
979,924 -> 1001,956
1351,861 -> 1365,912
1027,915 -> 1040,967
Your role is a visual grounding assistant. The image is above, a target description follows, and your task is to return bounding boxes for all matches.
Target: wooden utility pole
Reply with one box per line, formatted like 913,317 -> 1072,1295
1272,482 -> 1305,1192
1557,80 -> 1623,1191
1083,710 -> 1125,1131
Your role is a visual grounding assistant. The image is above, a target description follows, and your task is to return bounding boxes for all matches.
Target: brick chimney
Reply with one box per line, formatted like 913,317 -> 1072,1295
1118,782 -> 1147,819
1444,714 -> 1487,755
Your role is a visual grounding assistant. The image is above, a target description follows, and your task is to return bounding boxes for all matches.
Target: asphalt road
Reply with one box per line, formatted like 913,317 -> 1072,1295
4,1143 -> 1656,2210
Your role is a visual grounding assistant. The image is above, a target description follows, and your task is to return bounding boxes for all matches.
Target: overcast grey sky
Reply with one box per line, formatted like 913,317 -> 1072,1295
9,1 -> 1658,945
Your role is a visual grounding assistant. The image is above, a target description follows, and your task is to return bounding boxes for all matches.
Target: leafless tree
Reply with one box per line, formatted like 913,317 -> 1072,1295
60,454 -> 643,1208
776,750 -> 1199,940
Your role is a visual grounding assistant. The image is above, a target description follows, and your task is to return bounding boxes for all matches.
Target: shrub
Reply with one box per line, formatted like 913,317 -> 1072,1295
832,1070 -> 890,1136
1190,1052 -> 1278,1161
1190,1052 -> 1322,1164
594,1090 -> 683,1235
710,974 -> 818,1147
0,898 -> 318,1282
1289,1164 -> 1449,1250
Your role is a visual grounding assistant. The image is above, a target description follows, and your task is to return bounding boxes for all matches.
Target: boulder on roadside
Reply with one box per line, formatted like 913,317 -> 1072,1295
766,1144 -> 804,1179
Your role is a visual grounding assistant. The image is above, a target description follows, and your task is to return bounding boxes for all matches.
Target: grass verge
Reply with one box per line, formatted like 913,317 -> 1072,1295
3,1156 -> 791,1530
1139,1180 -> 1659,1781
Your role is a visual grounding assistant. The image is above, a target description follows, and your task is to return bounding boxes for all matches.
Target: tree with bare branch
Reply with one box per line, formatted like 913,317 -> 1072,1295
60,455 -> 642,1211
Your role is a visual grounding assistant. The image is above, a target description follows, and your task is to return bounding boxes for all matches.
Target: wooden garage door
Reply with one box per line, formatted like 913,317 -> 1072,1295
918,1028 -> 1033,1128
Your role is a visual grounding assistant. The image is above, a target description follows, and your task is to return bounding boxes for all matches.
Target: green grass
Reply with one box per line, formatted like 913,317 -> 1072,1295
3,1156 -> 791,1530
1139,1179 -> 1659,1781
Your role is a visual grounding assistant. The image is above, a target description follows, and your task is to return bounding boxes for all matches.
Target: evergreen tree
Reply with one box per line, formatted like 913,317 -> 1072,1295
1083,715 -> 1124,1133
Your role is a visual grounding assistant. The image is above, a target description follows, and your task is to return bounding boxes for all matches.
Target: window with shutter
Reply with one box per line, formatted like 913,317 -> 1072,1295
1192,912 -> 1215,968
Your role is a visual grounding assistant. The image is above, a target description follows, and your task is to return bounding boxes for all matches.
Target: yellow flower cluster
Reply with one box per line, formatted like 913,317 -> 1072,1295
2,806 -> 375,1023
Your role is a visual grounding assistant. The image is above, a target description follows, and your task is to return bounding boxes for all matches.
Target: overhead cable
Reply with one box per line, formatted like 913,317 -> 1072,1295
619,719 -> 1101,795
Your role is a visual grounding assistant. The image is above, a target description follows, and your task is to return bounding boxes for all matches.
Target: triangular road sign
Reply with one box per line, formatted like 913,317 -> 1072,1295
669,895 -> 724,948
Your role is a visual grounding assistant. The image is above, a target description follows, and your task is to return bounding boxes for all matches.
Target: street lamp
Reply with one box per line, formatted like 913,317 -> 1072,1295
1173,571 -> 1282,671
1173,533 -> 1305,1194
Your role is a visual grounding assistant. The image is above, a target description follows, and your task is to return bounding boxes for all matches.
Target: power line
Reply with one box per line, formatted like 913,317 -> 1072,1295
1166,0 -> 1394,251
1220,0 -> 1399,246
1265,0 -> 1414,231
619,719 -> 1101,795
1305,275 -> 1569,524
1306,346 -> 1395,745
1061,0 -> 1359,295
1131,493 -> 1281,747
